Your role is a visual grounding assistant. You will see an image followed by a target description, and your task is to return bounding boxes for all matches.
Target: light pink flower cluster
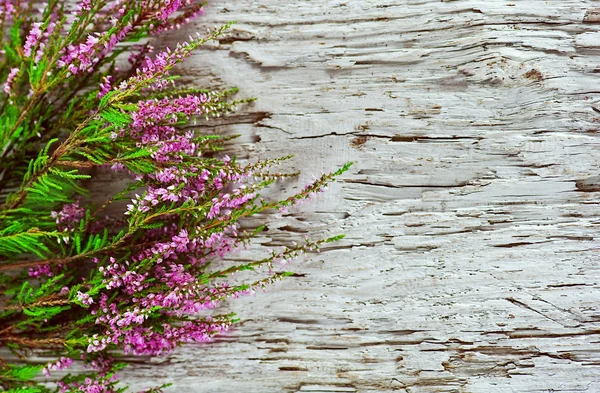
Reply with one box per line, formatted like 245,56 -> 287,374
23,22 -> 43,58
82,215 -> 259,356
87,274 -> 232,355
77,291 -> 95,307
51,201 -> 85,231
75,0 -> 92,14
122,36 -> 204,91
98,24 -> 133,59
0,0 -> 17,21
120,319 -> 228,355
42,356 -> 74,377
206,190 -> 256,220
97,76 -> 112,99
3,67 -> 18,95
99,257 -> 148,293
58,374 -> 118,393
126,165 -> 257,221
193,224 -> 240,261
154,0 -> 183,22
111,94 -> 219,165
28,263 -> 53,278
84,355 -> 113,373
153,3 -> 205,34
58,22 -> 132,76
131,95 -> 211,139
125,186 -> 179,215
24,19 -> 57,64
58,35 -> 101,75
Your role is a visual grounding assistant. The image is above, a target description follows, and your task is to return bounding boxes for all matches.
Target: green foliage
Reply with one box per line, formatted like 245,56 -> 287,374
1,364 -> 43,382
0,228 -> 58,259
100,107 -> 131,127
4,388 -> 45,393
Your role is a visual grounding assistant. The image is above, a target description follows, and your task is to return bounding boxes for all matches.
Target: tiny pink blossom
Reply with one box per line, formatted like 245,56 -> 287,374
3,67 -> 18,95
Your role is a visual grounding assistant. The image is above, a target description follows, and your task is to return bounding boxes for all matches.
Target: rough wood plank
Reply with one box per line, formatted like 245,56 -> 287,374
122,1 -> 600,392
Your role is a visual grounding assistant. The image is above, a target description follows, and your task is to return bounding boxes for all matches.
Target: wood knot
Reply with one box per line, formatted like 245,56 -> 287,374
524,69 -> 543,81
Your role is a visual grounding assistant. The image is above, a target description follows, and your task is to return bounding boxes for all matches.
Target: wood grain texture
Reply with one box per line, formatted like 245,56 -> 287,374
123,1 -> 600,392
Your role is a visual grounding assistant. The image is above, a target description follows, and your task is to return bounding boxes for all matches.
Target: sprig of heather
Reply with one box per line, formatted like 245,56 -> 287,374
0,0 -> 352,392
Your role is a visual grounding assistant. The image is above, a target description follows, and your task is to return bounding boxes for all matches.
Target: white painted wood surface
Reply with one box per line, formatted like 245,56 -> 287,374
124,1 -> 600,392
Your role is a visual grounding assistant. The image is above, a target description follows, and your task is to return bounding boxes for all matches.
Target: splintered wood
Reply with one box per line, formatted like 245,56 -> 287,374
123,1 -> 600,392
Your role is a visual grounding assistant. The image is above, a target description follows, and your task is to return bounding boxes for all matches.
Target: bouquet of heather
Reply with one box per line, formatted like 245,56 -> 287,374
0,0 -> 350,391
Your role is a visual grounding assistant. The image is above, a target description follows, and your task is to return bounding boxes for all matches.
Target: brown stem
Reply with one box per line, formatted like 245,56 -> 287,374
0,336 -> 64,348
0,254 -> 81,272
0,326 -> 13,336
1,298 -> 70,310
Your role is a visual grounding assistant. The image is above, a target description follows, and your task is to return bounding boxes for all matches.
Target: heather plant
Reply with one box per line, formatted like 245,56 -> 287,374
0,1 -> 350,391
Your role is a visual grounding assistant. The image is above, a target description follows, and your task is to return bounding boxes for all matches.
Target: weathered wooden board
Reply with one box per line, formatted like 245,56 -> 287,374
123,1 -> 600,392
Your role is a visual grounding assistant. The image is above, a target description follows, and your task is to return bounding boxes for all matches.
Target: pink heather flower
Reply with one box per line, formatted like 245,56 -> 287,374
97,75 -> 112,98
25,20 -> 57,64
155,0 -> 182,22
3,67 -> 18,95
58,35 -> 100,75
152,4 -> 205,34
29,263 -> 53,278
63,373 -> 117,393
77,291 -> 94,307
110,162 -> 125,171
99,257 -> 148,294
124,36 -> 207,91
129,94 -> 211,145
98,24 -> 132,59
52,201 -> 85,231
42,357 -> 73,377
84,355 -> 113,373
23,22 -> 43,58
57,381 -> 69,393
86,334 -> 109,353
75,0 -> 92,14
171,229 -> 189,252
58,22 -> 134,76
206,191 -> 256,220
0,0 -> 17,21
115,320 -> 229,356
